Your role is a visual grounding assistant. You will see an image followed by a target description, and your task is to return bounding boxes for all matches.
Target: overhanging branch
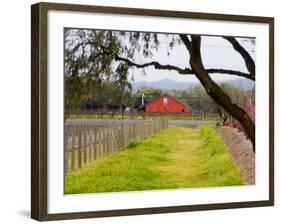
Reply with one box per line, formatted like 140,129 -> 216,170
223,37 -> 255,80
206,68 -> 253,80
114,54 -> 253,79
114,54 -> 192,74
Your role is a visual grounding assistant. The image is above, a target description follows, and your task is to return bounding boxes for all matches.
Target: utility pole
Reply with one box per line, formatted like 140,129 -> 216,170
141,93 -> 145,106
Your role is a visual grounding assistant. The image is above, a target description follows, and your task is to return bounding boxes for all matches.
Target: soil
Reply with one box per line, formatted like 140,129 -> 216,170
216,126 -> 255,185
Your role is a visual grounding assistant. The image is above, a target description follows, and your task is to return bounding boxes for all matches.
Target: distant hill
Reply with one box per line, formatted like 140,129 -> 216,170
132,79 -> 196,92
132,78 -> 254,92
225,78 -> 255,90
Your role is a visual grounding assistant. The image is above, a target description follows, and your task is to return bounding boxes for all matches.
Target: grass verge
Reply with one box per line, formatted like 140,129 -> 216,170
197,124 -> 242,186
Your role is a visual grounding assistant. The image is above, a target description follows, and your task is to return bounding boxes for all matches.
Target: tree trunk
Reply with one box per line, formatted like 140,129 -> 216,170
189,35 -> 255,151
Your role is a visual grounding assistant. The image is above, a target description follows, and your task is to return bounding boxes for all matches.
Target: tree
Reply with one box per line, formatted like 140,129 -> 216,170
65,29 -> 256,149
182,83 -> 252,121
65,77 -> 132,110
132,87 -> 163,107
215,83 -> 252,125
185,85 -> 213,112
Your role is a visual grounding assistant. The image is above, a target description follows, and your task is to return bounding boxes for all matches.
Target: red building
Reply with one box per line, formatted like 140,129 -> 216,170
144,94 -> 192,113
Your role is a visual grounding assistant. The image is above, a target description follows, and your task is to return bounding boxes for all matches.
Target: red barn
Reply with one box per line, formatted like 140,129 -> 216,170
144,94 -> 192,113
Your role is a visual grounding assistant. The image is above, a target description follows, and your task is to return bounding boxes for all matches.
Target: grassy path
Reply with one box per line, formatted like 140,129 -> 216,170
65,125 -> 242,194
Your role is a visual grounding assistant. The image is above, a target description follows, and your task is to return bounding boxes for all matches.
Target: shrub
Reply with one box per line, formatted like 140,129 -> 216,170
232,104 -> 255,138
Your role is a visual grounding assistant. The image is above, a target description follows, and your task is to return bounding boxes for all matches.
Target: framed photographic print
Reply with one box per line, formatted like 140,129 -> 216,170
31,2 -> 274,221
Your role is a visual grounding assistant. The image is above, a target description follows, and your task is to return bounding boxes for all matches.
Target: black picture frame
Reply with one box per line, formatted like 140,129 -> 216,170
31,2 -> 274,221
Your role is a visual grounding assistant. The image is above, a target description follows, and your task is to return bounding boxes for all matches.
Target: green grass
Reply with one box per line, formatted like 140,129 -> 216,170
197,124 -> 242,186
65,125 -> 242,194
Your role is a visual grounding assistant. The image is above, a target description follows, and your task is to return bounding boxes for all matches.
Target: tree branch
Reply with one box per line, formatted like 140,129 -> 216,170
206,68 -> 254,80
189,35 -> 255,148
114,54 -> 252,79
114,54 -> 192,74
223,37 -> 255,80
179,34 -> 191,51
71,39 -> 255,80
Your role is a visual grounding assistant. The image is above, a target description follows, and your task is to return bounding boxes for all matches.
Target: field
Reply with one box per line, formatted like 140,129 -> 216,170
65,124 -> 242,194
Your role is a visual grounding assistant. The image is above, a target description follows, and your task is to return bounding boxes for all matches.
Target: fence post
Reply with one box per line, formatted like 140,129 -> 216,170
64,126 -> 68,176
120,124 -> 123,148
83,125 -> 88,164
102,125 -> 106,157
117,125 -> 120,150
71,128 -> 75,172
106,126 -> 110,156
109,127 -> 112,155
93,126 -> 97,160
97,127 -> 101,159
78,124 -> 83,169
89,129 -> 93,162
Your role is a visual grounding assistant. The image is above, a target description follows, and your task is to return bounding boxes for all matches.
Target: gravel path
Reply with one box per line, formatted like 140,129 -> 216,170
216,126 -> 255,185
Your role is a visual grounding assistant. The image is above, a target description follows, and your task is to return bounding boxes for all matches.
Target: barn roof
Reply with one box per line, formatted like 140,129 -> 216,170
145,93 -> 192,110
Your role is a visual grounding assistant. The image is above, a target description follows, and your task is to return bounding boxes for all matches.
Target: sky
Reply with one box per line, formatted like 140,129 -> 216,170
128,35 -> 256,83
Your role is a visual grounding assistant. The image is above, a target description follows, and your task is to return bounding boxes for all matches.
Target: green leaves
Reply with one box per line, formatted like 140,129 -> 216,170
64,29 -> 172,110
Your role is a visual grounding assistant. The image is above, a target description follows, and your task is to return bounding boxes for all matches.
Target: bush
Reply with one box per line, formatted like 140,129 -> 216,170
232,104 -> 255,138
216,121 -> 222,127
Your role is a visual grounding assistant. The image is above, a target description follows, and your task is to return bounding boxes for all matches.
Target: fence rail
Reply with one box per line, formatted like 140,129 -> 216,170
64,119 -> 168,175
66,110 -> 219,121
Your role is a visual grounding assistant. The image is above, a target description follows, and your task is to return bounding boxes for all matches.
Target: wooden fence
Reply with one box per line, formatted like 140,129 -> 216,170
66,110 -> 219,121
64,119 -> 168,175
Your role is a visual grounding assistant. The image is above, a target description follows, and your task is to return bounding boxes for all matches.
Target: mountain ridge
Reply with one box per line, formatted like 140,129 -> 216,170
132,78 -> 254,92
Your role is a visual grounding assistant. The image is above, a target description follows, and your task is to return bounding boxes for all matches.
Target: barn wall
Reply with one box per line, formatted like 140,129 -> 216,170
145,95 -> 192,113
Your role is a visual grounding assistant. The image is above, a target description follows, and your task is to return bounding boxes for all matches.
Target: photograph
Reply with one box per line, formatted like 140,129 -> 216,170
63,28 -> 256,194
31,2 -> 274,220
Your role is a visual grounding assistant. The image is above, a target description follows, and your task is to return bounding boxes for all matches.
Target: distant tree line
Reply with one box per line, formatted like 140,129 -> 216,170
65,77 -> 131,110
65,76 -> 254,117
133,83 -> 254,114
